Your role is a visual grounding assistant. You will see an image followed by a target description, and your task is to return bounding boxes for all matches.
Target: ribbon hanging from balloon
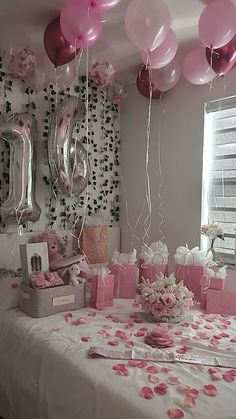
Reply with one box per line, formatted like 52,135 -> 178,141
0,113 -> 41,224
206,34 -> 236,76
48,96 -> 90,198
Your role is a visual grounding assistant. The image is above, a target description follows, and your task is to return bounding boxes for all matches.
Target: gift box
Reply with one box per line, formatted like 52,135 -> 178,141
206,289 -> 236,316
109,264 -> 138,299
79,226 -> 108,264
90,274 -> 114,309
19,242 -> 49,286
139,259 -> 168,282
19,282 -> 86,318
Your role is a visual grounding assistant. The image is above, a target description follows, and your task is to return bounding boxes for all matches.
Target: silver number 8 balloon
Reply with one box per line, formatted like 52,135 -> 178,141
48,96 -> 90,198
0,113 -> 41,224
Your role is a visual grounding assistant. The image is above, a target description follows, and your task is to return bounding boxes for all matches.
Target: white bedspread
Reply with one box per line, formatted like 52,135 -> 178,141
0,301 -> 236,419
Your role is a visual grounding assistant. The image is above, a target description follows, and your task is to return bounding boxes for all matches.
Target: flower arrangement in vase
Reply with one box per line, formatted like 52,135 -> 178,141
200,222 -> 224,263
138,273 -> 194,324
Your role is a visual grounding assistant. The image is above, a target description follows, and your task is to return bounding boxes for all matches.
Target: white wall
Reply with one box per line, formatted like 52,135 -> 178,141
120,71 -> 236,271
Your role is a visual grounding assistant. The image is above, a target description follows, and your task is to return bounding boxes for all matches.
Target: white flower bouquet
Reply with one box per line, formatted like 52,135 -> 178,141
138,273 -> 194,323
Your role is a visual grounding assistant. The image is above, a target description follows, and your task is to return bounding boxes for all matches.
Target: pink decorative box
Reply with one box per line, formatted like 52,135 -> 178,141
19,282 -> 86,318
90,274 -> 114,310
206,289 -> 236,316
109,264 -> 138,299
175,264 -> 204,302
139,259 -> 168,283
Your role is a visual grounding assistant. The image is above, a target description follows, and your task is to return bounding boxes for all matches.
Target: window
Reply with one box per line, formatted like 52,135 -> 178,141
201,96 -> 236,265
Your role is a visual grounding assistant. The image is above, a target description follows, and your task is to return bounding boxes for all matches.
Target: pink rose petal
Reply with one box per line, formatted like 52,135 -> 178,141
167,376 -> 181,385
175,330 -> 182,336
138,361 -> 148,368
125,340 -> 134,349
108,340 -> 119,346
211,373 -> 223,381
208,367 -> 220,375
204,324 -> 213,330
140,386 -> 154,400
184,397 -> 196,408
177,385 -> 190,394
161,366 -> 172,373
146,365 -> 159,374
223,374 -> 235,383
204,384 -> 218,396
115,330 -> 128,339
81,336 -> 90,342
227,370 -> 236,377
220,332 -> 230,338
113,363 -> 126,371
148,374 -> 160,384
134,319 -> 143,323
180,322 -> 189,328
134,330 -> 145,337
128,360 -> 140,367
230,336 -> 236,343
154,383 -> 168,395
124,322 -> 134,329
187,388 -> 199,398
167,409 -> 184,418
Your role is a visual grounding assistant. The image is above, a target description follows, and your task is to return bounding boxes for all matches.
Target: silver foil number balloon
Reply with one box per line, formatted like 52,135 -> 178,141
48,96 -> 90,197
0,113 -> 41,224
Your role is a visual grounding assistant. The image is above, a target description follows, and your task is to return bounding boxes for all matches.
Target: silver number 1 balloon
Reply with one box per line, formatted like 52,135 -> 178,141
0,113 -> 41,224
48,96 -> 90,198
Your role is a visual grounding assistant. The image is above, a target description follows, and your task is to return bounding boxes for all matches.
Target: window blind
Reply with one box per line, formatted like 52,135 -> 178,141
202,96 -> 236,265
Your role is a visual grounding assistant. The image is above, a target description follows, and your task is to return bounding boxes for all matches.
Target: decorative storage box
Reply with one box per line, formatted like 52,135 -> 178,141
19,283 -> 86,318
19,242 -> 49,285
206,289 -> 236,316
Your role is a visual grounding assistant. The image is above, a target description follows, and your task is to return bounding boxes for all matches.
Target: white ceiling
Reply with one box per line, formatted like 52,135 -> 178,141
0,0 -> 233,84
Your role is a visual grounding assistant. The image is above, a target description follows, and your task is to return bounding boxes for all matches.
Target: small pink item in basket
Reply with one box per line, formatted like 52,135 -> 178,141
45,272 -> 64,287
145,327 -> 175,348
31,273 -> 50,289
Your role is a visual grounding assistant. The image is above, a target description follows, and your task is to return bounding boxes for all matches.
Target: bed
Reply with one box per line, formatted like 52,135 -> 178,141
0,301 -> 236,419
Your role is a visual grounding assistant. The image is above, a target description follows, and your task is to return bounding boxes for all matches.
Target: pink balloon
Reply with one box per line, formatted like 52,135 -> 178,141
154,59 -> 181,92
136,66 -> 162,99
60,0 -> 102,48
125,0 -> 170,52
44,17 -> 79,67
198,0 -> 236,48
81,0 -> 122,13
141,29 -> 178,69
182,47 -> 216,85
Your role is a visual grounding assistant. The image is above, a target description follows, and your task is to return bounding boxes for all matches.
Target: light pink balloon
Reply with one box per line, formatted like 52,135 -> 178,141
154,59 -> 181,92
182,47 -> 216,85
60,0 -> 102,48
81,0 -> 122,13
141,29 -> 178,69
125,0 -> 170,52
198,0 -> 236,48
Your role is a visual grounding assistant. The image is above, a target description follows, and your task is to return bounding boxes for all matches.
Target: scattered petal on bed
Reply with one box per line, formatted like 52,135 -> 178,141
117,367 -> 129,376
154,383 -> 168,395
88,311 -> 97,317
140,386 -> 154,400
134,319 -> 143,323
72,317 -> 87,326
124,322 -> 134,329
148,374 -> 160,384
134,330 -> 145,337
213,334 -> 223,340
115,330 -> 128,339
180,322 -> 189,328
220,332 -> 230,338
175,330 -> 182,336
204,324 -> 214,330
191,324 -> 199,330
128,360 -> 140,367
218,324 -> 227,330
167,376 -> 181,385
227,370 -> 236,377
187,388 -> 199,398
140,327 -> 149,332
81,336 -> 90,342
167,408 -> 184,418
138,361 -> 149,368
204,384 -> 218,396
230,336 -> 236,343
108,340 -> 119,346
176,385 -> 190,394
223,374 -> 235,383
211,373 -> 223,381
161,366 -> 172,373
226,346 -> 233,351
208,367 -> 220,375
125,340 -> 134,349
146,365 -> 159,374
184,396 -> 196,408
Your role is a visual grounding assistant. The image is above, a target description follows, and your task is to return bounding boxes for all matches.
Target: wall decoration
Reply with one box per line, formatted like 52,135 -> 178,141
0,56 -> 120,234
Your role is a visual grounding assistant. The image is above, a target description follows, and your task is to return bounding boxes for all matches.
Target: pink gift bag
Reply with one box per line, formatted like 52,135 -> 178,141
206,289 -> 236,316
109,264 -> 138,299
90,274 -> 114,310
80,226 -> 108,264
139,259 -> 168,283
175,264 -> 204,302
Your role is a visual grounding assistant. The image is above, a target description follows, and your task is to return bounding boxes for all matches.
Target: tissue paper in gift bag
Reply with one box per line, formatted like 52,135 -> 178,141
80,226 -> 108,264
90,274 -> 114,309
139,259 -> 168,282
109,264 -> 138,299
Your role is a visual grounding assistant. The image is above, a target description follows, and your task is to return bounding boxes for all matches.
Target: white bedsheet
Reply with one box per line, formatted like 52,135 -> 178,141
0,301 -> 236,419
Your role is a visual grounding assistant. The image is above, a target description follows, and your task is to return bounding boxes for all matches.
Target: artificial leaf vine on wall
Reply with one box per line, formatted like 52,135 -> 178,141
0,59 -> 120,233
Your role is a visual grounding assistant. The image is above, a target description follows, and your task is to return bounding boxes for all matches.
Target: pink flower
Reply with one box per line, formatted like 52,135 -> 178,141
151,302 -> 164,316
201,225 -> 209,234
163,293 -> 176,307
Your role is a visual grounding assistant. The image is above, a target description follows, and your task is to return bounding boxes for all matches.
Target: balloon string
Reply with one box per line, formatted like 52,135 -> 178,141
157,93 -> 165,242
142,66 -> 152,247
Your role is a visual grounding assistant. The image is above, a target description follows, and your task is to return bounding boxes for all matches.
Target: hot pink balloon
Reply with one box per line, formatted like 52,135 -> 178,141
141,29 -> 178,69
198,0 -> 236,48
182,47 -> 216,85
155,59 -> 181,92
125,0 -> 170,52
60,0 -> 102,48
136,66 -> 162,100
44,17 -> 79,67
81,0 -> 122,13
